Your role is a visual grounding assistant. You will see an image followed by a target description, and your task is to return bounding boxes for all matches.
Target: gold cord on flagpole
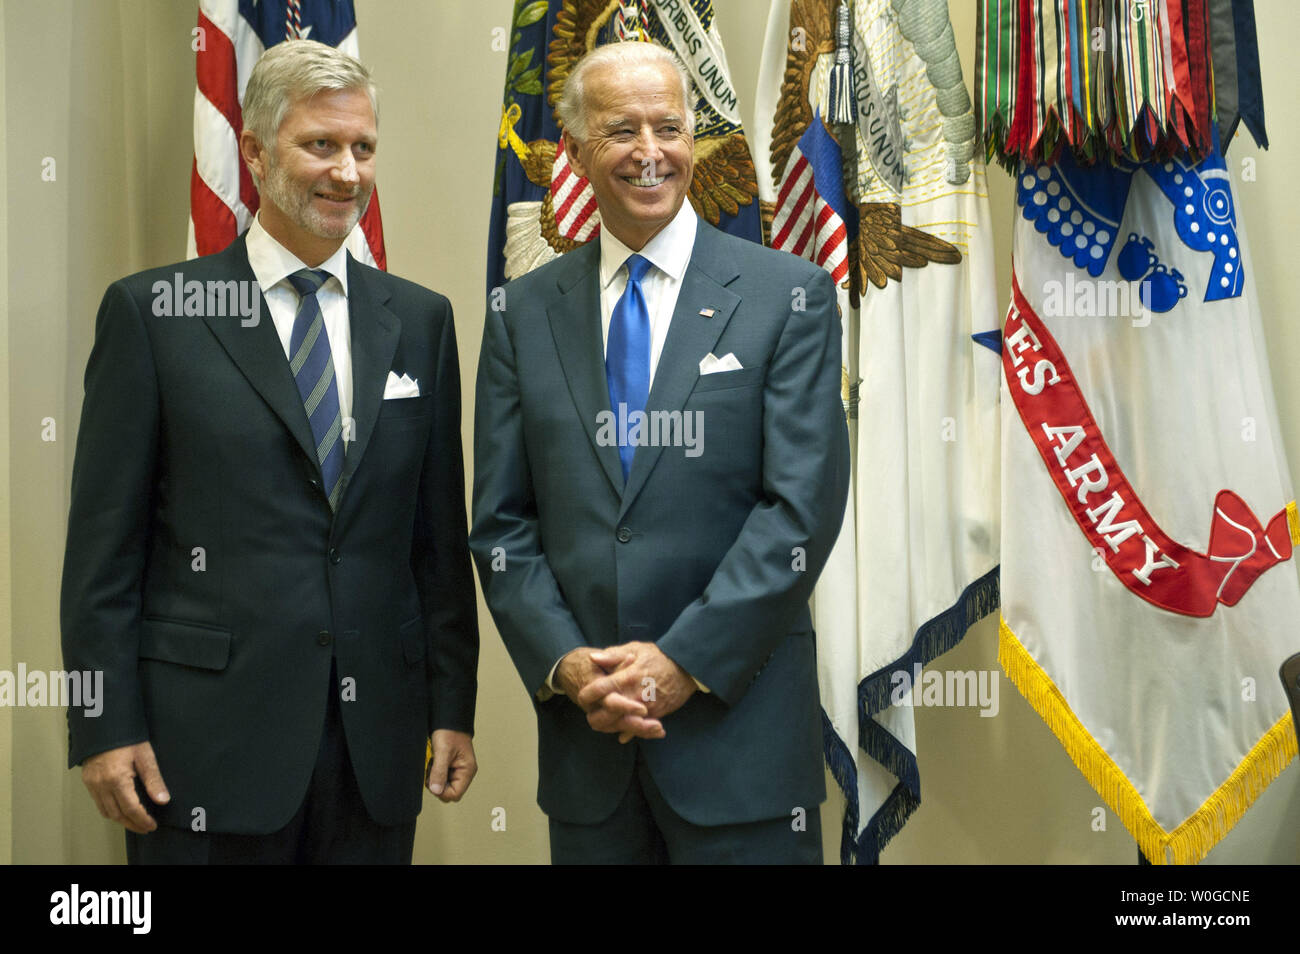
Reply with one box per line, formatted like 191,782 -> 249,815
498,103 -> 532,164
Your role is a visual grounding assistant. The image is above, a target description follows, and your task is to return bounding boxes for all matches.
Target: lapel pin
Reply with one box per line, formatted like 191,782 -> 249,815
698,307 -> 716,318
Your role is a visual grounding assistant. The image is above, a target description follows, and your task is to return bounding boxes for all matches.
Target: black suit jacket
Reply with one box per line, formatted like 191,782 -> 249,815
471,220 -> 849,826
60,235 -> 478,833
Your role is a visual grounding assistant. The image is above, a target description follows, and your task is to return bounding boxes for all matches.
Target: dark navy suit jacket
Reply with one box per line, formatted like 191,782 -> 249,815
61,235 -> 479,833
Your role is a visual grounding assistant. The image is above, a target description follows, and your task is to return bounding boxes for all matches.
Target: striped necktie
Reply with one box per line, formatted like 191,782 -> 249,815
287,268 -> 344,511
606,253 -> 652,482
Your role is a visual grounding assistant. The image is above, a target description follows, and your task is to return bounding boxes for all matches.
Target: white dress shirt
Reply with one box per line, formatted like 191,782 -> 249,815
244,214 -> 354,446
597,200 -> 698,385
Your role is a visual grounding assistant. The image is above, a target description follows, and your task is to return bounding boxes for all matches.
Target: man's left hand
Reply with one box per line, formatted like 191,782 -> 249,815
427,730 -> 477,802
581,642 -> 698,743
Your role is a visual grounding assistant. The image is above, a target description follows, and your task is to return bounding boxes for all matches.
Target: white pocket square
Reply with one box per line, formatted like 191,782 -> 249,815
699,352 -> 743,375
384,371 -> 420,399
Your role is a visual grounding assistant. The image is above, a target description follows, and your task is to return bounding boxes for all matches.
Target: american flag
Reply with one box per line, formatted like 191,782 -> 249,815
188,0 -> 385,269
769,112 -> 854,284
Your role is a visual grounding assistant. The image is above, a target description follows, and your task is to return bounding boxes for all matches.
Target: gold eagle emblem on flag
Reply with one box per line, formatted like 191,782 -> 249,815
765,0 -> 961,308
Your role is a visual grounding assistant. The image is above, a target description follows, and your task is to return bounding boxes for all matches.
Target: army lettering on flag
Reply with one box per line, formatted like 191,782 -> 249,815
188,0 -> 385,268
486,0 -> 762,294
1000,139 -> 1300,864
755,0 -> 1001,864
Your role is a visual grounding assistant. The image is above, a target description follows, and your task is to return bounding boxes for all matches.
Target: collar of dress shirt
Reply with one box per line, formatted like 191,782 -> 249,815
245,213 -> 351,298
598,199 -> 697,291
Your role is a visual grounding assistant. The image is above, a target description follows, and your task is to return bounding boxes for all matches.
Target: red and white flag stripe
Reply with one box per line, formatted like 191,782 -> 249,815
549,143 -> 601,243
187,0 -> 385,269
770,150 -> 848,284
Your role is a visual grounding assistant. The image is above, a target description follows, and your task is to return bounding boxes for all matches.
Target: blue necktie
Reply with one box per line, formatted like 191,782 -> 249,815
287,268 -> 345,510
606,254 -> 652,481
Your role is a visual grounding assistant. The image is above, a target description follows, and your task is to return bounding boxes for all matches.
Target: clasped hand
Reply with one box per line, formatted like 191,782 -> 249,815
555,641 -> 696,744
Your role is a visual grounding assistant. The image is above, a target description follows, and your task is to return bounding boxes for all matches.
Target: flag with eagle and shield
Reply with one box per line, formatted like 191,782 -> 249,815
753,0 -> 1002,864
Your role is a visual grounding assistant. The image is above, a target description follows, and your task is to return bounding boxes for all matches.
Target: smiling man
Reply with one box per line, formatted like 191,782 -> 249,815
472,42 -> 850,864
61,40 -> 479,864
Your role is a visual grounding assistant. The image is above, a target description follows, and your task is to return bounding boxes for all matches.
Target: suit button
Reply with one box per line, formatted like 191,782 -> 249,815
316,630 -> 332,647
616,527 -> 632,543
328,547 -> 341,564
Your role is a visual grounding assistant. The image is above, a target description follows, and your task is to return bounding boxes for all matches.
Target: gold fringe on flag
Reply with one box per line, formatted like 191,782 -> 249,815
999,615 -> 1298,864
1287,500 -> 1299,546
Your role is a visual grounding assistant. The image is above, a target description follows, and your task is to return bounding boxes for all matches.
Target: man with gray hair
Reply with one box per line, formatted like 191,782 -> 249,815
62,39 -> 479,864
473,41 -> 849,863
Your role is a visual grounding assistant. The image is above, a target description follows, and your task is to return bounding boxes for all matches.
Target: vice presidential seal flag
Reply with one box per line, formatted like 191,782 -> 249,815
487,0 -> 761,292
188,0 -> 386,268
754,0 -> 1001,863
986,0 -> 1299,863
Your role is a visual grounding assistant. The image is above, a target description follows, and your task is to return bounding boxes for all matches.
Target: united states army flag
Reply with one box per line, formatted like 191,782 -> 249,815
1001,143 -> 1300,864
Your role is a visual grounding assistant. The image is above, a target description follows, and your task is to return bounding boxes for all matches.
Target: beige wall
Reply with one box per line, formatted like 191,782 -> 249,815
2,0 -> 1296,864
0,0 -> 12,868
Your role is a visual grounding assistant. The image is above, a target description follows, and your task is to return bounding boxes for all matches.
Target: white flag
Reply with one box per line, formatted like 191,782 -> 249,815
756,0 -> 1001,862
1001,143 -> 1300,863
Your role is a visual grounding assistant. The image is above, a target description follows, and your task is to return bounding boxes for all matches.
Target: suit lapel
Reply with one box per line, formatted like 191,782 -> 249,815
619,225 -> 740,517
547,243 -> 625,495
200,237 -> 319,468
201,239 -> 399,509
340,254 -> 401,493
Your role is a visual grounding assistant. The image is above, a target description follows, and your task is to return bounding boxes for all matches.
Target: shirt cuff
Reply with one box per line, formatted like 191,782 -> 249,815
536,658 -> 563,702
